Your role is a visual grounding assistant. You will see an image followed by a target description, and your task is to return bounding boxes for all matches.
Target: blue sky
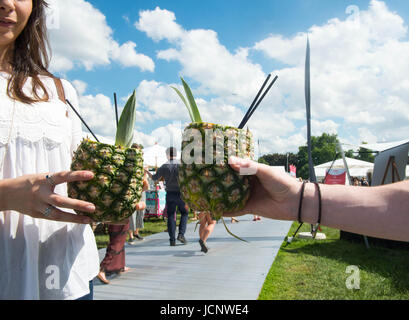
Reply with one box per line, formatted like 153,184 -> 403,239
48,0 -> 409,155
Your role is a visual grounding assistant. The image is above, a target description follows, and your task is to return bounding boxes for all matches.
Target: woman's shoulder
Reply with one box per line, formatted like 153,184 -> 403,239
38,75 -> 78,100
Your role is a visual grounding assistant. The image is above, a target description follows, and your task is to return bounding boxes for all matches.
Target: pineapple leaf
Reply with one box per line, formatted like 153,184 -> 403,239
171,86 -> 195,122
180,77 -> 202,123
221,217 -> 248,243
115,90 -> 137,148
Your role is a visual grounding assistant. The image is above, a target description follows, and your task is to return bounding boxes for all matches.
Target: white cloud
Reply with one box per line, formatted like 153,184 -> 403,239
72,1 -> 409,156
134,80 -> 190,121
72,80 -> 88,96
48,0 -> 154,72
78,93 -> 117,138
135,7 -> 267,107
110,41 -> 155,71
135,7 -> 185,42
252,0 -> 409,151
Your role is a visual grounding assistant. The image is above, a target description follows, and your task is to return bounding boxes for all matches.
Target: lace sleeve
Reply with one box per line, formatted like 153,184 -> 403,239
61,79 -> 83,156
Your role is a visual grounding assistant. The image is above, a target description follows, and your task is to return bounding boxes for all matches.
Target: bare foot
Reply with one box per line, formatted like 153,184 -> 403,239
120,266 -> 131,274
97,271 -> 110,284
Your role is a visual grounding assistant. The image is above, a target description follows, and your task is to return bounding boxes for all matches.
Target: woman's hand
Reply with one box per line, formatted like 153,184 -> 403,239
224,156 -> 302,221
0,171 -> 96,224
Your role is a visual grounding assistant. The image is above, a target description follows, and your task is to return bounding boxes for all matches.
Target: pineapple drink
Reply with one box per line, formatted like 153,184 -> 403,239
67,91 -> 144,223
173,78 -> 254,222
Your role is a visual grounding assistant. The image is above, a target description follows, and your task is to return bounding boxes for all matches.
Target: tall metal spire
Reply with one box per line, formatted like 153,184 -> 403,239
305,35 -> 317,182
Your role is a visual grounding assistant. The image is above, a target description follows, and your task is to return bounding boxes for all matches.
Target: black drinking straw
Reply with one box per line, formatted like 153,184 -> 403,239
114,93 -> 119,128
66,99 -> 100,143
239,76 -> 278,129
238,74 -> 271,129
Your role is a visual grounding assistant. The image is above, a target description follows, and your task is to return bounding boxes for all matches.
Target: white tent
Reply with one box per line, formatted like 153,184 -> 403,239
314,157 -> 374,179
357,139 -> 409,152
143,144 -> 169,168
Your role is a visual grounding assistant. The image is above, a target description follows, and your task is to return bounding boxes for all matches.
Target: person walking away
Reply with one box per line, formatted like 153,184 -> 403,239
128,191 -> 146,244
128,148 -> 147,244
198,212 -> 216,253
145,147 -> 189,246
97,221 -> 131,284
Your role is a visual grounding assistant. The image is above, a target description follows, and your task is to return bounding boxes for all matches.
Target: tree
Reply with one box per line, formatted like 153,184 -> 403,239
297,133 -> 340,180
258,153 -> 298,171
258,134 -> 376,180
354,143 -> 376,163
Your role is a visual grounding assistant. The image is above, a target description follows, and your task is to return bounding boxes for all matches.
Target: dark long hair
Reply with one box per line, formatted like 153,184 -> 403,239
7,0 -> 53,104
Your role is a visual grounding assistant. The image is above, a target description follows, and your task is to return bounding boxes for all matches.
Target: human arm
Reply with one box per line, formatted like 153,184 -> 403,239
148,166 -> 164,182
0,171 -> 96,224
225,156 -> 409,242
145,169 -> 153,179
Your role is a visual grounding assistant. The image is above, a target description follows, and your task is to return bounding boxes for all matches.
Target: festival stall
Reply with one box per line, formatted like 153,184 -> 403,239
314,157 -> 374,185
143,144 -> 169,219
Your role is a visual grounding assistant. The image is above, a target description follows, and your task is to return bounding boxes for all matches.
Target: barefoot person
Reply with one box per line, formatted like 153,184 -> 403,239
198,212 -> 216,253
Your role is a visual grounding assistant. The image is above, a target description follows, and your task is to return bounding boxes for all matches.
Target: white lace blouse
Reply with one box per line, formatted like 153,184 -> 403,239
0,73 -> 99,300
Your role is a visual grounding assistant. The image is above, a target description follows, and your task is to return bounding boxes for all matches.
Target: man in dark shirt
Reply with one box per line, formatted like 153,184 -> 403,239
145,147 -> 189,246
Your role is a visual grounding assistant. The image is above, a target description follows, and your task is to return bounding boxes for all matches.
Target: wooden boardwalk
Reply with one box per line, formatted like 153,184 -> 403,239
93,215 -> 292,300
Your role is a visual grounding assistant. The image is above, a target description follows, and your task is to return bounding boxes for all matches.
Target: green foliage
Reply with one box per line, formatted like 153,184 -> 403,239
171,77 -> 203,123
115,90 -> 137,148
258,153 -> 298,170
297,133 -> 339,180
259,223 -> 409,300
259,133 -> 376,180
355,143 -> 376,163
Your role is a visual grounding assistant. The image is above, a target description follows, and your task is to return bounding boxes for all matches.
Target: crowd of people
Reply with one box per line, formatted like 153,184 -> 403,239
353,176 -> 370,186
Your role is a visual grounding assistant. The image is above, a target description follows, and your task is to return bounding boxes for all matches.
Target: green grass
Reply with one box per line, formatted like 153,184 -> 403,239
94,212 -> 197,250
259,223 -> 409,300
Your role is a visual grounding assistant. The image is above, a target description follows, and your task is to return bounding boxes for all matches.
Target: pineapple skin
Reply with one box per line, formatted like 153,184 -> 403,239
179,123 -> 254,220
67,139 -> 144,223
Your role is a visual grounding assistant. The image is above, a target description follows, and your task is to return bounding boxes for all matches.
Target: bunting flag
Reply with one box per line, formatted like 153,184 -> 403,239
289,165 -> 297,177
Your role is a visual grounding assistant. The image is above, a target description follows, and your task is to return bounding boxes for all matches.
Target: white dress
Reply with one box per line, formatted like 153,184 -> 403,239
0,73 -> 100,300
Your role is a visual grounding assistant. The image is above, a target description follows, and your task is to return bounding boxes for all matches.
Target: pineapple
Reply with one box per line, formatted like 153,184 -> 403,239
67,91 -> 144,223
172,78 -> 254,224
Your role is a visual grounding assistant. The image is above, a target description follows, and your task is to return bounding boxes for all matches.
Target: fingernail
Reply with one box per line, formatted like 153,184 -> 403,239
84,171 -> 94,178
229,156 -> 240,165
86,205 -> 96,211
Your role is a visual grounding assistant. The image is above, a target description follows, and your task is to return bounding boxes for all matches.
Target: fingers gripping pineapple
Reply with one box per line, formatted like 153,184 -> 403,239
68,91 -> 146,223
172,78 -> 254,239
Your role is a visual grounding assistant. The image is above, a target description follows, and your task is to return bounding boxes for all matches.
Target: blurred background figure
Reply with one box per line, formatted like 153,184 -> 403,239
198,212 -> 217,253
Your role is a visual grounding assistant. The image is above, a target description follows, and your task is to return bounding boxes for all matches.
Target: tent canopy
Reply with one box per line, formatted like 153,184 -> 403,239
345,139 -> 409,153
314,157 -> 374,178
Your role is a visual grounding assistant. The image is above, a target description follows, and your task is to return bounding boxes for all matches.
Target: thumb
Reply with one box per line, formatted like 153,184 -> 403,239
228,156 -> 258,176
